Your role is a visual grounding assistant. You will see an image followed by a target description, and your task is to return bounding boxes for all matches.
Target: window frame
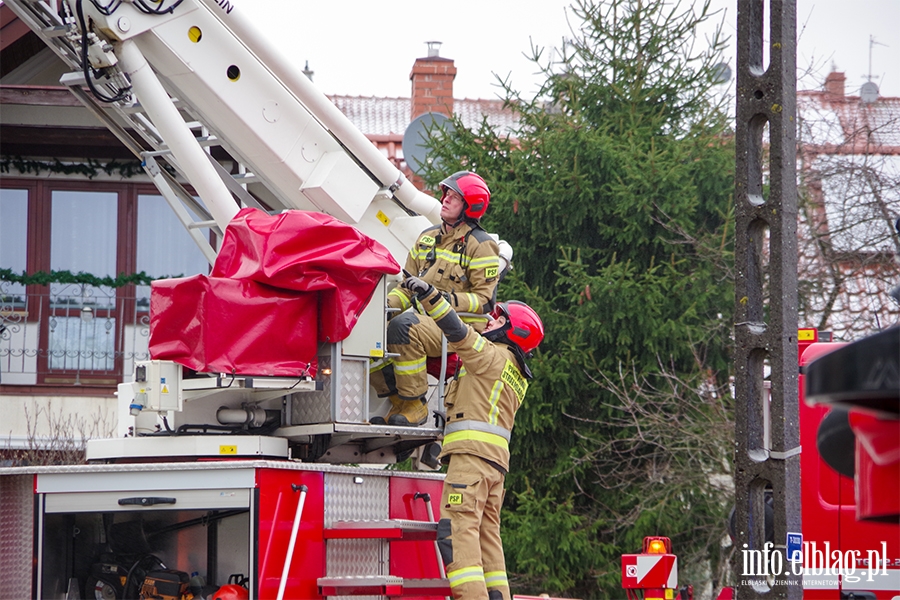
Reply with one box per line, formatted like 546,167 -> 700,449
0,176 -> 212,388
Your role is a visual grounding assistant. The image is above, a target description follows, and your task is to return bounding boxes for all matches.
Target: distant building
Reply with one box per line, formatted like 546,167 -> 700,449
0,4 -> 515,453
2,1 -> 897,455
796,71 -> 900,339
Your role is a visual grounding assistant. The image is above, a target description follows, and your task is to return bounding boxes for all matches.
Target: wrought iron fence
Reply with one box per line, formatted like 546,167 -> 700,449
0,281 -> 151,385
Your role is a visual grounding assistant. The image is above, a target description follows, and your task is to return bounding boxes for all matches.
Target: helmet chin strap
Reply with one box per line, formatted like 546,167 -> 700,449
484,328 -> 534,379
442,205 -> 466,229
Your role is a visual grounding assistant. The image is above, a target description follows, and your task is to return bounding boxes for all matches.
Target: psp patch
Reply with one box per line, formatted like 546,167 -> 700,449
448,493 -> 463,505
485,266 -> 499,279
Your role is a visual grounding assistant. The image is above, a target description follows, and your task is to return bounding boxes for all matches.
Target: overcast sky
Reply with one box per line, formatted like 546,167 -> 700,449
239,0 -> 899,101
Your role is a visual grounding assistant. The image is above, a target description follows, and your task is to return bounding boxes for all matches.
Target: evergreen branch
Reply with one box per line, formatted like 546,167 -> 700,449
0,269 -> 181,288
0,156 -> 145,179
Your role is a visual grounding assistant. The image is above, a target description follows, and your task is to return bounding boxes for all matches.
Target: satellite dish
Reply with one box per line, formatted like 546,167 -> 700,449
402,112 -> 455,176
860,81 -> 879,104
712,62 -> 732,85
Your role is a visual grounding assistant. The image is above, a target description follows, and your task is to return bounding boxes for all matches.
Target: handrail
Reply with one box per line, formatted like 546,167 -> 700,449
276,483 -> 309,600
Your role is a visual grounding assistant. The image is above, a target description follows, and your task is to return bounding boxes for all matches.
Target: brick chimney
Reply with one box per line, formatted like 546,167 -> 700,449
824,71 -> 846,98
410,41 -> 456,119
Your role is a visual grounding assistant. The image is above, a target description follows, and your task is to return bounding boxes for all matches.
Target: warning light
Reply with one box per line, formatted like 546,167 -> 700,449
622,536 -> 678,598
643,536 -> 672,554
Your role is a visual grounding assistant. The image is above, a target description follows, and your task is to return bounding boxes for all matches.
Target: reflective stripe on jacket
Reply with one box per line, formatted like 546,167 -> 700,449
388,222 -> 500,330
437,326 -> 529,471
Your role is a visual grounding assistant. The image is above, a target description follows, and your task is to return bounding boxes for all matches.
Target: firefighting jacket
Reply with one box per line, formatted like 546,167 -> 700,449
416,287 -> 528,472
388,221 -> 500,330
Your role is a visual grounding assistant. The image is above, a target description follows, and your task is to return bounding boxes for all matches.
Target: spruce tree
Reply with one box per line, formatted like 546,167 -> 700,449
420,0 -> 736,594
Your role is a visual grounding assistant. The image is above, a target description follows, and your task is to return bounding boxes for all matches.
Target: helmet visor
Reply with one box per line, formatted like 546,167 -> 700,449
490,303 -> 509,321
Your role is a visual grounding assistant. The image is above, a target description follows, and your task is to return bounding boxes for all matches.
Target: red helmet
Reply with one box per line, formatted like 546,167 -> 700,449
211,584 -> 249,600
440,171 -> 491,220
491,301 -> 544,353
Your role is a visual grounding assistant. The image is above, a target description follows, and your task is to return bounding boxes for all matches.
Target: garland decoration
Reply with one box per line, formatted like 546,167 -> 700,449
0,156 -> 146,179
0,269 -> 182,288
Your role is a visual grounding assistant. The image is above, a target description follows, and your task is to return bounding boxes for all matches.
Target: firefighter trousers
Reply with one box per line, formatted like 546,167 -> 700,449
438,453 -> 510,600
370,311 -> 444,400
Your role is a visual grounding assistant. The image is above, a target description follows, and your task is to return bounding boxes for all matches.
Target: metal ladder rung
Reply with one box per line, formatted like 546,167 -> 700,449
317,576 -> 450,598
325,519 -> 438,540
186,220 -> 218,230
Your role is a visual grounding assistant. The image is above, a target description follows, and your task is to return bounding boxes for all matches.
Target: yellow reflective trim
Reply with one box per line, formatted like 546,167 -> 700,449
369,359 -> 393,373
431,304 -> 451,319
465,292 -> 479,312
444,429 -> 509,450
461,314 -> 489,326
448,566 -> 484,577
485,570 -> 508,587
469,256 -> 500,268
458,366 -> 467,378
388,288 -> 411,310
473,336 -> 486,352
448,566 -> 485,587
501,360 -> 528,400
434,248 -> 464,264
426,297 -> 452,320
488,380 -> 503,425
450,574 -> 485,587
394,358 -> 426,375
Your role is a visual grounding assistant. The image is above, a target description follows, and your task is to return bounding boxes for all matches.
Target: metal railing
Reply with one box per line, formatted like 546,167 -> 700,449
0,281 -> 151,385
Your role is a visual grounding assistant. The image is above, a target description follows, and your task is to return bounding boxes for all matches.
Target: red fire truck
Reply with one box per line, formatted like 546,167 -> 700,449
621,329 -> 898,600
0,0 -> 519,597
707,329 -> 899,600
794,327 -> 899,599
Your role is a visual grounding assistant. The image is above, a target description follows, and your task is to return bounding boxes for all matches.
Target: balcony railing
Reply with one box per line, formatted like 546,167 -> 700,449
0,281 -> 151,386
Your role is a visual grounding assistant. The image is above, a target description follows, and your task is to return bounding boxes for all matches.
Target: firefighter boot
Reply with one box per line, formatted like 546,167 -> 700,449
388,397 -> 428,427
370,395 -> 403,425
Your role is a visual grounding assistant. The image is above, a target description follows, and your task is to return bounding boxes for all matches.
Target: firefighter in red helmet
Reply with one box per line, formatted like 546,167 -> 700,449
401,274 -> 543,600
370,171 -> 501,427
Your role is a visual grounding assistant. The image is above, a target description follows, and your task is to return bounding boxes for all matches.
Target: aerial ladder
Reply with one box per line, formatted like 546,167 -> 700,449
4,0 -> 483,464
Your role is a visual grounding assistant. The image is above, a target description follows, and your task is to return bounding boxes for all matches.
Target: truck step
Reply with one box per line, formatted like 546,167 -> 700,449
325,519 -> 438,540
317,575 -> 450,597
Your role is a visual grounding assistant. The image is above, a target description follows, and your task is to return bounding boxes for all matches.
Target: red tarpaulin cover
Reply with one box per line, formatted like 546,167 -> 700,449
149,276 -> 319,376
149,207 -> 400,376
213,207 -> 400,341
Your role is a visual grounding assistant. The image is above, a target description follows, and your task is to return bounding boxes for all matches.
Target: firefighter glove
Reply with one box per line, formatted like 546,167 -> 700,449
401,275 -> 434,298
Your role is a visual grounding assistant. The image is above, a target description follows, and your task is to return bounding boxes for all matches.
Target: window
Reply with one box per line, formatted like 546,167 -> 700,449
0,179 -> 213,387
48,190 -> 119,372
1,188 -> 29,380
0,188 -> 28,303
136,193 -> 210,306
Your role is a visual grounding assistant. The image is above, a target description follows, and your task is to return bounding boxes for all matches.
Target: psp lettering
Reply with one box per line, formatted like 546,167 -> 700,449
742,541 -> 890,583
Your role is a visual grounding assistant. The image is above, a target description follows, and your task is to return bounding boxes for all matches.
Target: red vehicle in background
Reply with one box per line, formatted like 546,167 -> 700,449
798,327 -> 900,599
713,328 -> 899,599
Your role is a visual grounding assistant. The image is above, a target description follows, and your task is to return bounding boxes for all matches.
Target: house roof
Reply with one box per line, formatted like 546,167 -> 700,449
327,95 -> 518,138
797,81 -> 900,254
798,88 -> 900,150
796,76 -> 900,339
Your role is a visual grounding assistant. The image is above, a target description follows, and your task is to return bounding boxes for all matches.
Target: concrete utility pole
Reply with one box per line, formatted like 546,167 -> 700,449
733,1 -> 801,598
